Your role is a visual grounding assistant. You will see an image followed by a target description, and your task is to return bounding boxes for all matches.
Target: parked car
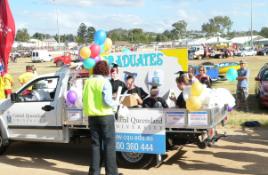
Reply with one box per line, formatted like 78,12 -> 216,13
210,49 -> 229,59
257,48 -> 268,56
54,52 -> 72,67
32,50 -> 52,63
255,63 -> 268,108
190,45 -> 205,60
235,48 -> 256,57
188,48 -> 195,60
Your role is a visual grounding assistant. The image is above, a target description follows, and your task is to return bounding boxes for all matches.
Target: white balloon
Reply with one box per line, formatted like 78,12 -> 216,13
183,86 -> 191,101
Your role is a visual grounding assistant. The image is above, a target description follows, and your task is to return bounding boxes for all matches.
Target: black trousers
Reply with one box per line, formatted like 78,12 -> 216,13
88,115 -> 118,175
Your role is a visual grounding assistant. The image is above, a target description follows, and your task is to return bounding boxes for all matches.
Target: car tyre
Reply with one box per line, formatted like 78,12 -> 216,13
0,131 -> 7,155
117,152 -> 155,169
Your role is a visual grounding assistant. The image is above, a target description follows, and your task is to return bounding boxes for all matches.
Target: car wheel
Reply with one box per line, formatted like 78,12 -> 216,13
0,131 -> 7,155
56,61 -> 64,67
117,152 -> 155,168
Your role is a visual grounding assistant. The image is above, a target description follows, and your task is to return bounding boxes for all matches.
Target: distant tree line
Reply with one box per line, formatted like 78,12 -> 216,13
15,15 -> 268,44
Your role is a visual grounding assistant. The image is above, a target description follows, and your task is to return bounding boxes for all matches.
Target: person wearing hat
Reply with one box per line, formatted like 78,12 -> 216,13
236,60 -> 249,111
110,63 -> 126,96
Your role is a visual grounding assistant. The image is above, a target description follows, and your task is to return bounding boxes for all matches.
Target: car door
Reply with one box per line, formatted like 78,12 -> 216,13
3,76 -> 64,142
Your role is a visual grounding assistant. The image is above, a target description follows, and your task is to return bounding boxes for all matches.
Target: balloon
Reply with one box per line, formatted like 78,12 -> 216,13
79,46 -> 91,59
70,86 -> 82,108
226,68 -> 238,81
94,56 -> 102,63
191,80 -> 205,96
83,58 -> 96,70
183,86 -> 191,101
186,96 -> 202,112
67,90 -> 77,104
104,38 -> 113,51
94,30 -> 107,45
90,44 -> 101,58
227,106 -> 233,112
100,44 -> 105,54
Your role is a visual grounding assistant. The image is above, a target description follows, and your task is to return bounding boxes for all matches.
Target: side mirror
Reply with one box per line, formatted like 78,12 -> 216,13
10,93 -> 18,103
255,77 -> 260,81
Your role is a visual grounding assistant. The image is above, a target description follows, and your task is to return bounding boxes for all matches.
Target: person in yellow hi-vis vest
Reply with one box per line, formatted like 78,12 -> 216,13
18,65 -> 34,95
3,73 -> 14,98
0,74 -> 5,100
83,61 -> 121,175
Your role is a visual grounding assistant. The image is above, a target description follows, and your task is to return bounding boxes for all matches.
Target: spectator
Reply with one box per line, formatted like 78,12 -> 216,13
236,60 -> 249,111
18,65 -> 34,96
196,65 -> 211,88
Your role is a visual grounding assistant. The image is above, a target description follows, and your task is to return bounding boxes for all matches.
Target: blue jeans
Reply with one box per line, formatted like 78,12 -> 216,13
88,115 -> 118,175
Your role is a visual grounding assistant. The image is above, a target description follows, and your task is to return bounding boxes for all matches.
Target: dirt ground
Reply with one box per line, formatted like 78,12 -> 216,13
0,128 -> 268,175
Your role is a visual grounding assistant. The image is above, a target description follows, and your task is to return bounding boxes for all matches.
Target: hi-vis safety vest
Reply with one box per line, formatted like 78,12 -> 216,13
83,76 -> 113,116
3,73 -> 13,90
0,76 -> 5,100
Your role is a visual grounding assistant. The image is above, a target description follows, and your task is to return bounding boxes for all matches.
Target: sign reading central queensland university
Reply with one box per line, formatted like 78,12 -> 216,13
115,109 -> 166,154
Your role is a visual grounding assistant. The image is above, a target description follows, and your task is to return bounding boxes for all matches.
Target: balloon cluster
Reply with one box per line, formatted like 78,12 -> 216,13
183,79 -> 235,112
185,80 -> 205,112
65,30 -> 113,107
79,29 -> 113,70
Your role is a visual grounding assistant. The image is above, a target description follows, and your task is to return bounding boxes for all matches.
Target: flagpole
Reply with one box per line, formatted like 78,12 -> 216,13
250,0 -> 253,48
53,0 -> 60,45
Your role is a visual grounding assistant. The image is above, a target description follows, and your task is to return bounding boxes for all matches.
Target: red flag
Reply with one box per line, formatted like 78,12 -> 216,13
0,0 -> 15,73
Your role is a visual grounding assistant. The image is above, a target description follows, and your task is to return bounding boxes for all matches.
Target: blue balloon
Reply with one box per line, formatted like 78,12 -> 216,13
83,58 -> 96,70
226,68 -> 238,81
94,30 -> 107,45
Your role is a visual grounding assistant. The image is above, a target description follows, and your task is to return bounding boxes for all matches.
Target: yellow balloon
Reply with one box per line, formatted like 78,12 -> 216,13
191,80 -> 204,96
104,38 -> 113,51
186,96 -> 202,112
80,46 -> 91,59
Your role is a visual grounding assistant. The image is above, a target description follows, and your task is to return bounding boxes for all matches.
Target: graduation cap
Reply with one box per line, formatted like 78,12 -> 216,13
123,71 -> 138,80
111,63 -> 119,68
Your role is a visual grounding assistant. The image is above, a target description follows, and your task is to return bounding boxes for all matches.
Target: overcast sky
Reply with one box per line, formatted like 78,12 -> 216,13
9,0 -> 268,35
